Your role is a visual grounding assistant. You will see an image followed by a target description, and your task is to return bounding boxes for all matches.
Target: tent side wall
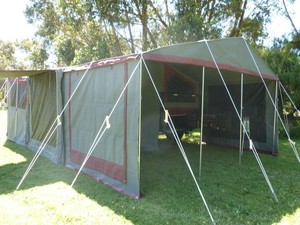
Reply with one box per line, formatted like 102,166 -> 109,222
63,59 -> 141,198
27,71 -> 64,164
7,78 -> 29,145
6,72 -> 64,164
204,79 -> 278,154
141,61 -> 164,151
254,80 -> 278,153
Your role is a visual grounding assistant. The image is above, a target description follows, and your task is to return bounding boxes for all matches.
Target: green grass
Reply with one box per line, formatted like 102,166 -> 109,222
0,111 -> 300,224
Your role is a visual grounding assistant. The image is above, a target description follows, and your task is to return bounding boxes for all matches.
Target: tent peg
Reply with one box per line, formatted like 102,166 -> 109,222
164,110 -> 169,124
105,116 -> 111,129
249,139 -> 254,150
56,115 -> 62,126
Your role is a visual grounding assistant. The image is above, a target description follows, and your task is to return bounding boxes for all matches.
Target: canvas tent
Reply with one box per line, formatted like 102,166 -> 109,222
1,38 -> 284,202
4,71 -> 64,164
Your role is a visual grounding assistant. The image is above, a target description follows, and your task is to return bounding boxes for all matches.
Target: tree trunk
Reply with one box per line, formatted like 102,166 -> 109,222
229,0 -> 247,37
282,0 -> 299,35
108,17 -> 122,55
133,0 -> 149,51
141,0 -> 148,51
123,0 -> 135,53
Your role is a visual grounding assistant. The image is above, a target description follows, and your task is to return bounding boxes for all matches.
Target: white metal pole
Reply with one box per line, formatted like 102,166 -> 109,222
15,79 -> 19,138
138,59 -> 142,188
199,67 -> 205,176
272,81 -> 279,154
239,73 -> 244,165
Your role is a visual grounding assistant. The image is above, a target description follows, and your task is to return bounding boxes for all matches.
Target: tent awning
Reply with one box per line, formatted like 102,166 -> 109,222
0,70 -> 55,78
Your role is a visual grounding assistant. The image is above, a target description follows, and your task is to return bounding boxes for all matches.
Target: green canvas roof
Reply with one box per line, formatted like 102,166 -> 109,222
143,37 -> 277,80
0,69 -> 54,78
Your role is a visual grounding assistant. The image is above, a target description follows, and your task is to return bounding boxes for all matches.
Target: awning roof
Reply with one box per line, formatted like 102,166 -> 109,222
0,70 -> 55,78
144,38 -> 278,81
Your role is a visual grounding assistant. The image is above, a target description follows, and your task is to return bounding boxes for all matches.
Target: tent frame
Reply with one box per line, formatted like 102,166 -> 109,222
199,67 -> 205,176
239,73 -> 244,165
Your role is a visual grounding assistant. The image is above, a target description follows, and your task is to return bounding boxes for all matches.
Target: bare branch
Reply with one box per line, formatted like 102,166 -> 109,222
282,0 -> 299,34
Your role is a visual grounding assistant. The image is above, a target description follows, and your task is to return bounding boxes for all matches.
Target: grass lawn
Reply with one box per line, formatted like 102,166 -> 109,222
0,110 -> 300,224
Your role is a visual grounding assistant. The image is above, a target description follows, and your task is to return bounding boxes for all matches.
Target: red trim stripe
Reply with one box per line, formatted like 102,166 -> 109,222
70,149 -> 125,182
63,54 -> 139,72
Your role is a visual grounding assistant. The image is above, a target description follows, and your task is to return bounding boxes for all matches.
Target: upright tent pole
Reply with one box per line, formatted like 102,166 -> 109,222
137,58 -> 143,188
239,73 -> 244,165
199,67 -> 205,176
15,79 -> 19,138
272,81 -> 279,154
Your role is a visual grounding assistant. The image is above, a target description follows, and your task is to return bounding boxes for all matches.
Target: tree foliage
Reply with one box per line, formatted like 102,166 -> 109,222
24,0 -> 280,66
260,38 -> 300,113
0,40 -> 17,70
0,40 -> 31,70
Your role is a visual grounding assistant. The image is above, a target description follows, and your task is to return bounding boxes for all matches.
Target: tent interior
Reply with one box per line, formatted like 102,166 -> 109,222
141,60 -> 277,155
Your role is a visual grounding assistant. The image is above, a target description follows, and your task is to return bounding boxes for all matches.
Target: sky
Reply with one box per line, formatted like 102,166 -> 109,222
0,0 -> 36,42
0,0 -> 299,43
266,0 -> 300,42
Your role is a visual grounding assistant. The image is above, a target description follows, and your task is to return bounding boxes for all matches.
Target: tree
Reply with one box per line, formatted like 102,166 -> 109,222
259,0 -> 300,118
291,34 -> 300,50
281,0 -> 300,50
87,0 -> 163,52
24,0 -> 281,66
0,40 -> 18,101
86,0 -> 130,55
161,0 -> 222,44
260,38 -> 300,115
227,0 -> 273,45
0,40 -> 17,70
159,0 -> 275,46
17,39 -> 50,69
282,0 -> 299,35
25,0 -> 114,66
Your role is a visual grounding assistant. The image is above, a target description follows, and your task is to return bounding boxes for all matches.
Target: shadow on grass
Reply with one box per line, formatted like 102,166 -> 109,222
0,140 -> 75,194
1,139 -> 299,224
